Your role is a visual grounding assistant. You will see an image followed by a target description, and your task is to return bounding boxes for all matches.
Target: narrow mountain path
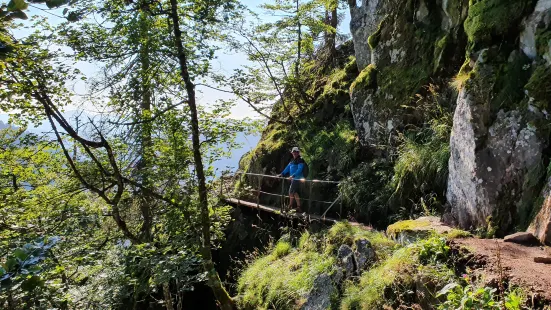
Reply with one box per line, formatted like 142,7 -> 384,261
454,238 -> 551,301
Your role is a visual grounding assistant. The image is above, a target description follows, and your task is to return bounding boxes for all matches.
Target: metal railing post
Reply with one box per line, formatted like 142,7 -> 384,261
281,178 -> 285,212
308,182 -> 313,214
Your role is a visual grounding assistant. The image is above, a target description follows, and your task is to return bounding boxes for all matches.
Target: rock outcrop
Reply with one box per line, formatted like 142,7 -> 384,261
348,0 -> 468,146
347,0 -> 551,235
300,273 -> 337,310
528,177 -> 551,245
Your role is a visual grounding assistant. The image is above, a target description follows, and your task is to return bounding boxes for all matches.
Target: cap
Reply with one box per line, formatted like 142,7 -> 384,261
291,147 -> 300,152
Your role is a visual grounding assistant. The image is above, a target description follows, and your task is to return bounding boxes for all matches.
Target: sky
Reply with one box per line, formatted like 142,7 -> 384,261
2,0 -> 351,121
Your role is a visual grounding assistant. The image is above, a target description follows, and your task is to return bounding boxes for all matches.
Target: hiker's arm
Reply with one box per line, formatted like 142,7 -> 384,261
292,163 -> 304,178
280,163 -> 290,176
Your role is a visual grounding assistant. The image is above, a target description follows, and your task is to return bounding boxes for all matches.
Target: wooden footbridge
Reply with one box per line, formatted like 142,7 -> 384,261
221,172 -> 351,225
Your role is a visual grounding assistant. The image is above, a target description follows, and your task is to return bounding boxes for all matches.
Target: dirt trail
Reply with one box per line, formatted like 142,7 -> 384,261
455,238 -> 551,301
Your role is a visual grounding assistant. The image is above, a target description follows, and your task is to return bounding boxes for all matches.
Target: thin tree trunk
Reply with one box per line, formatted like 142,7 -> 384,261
295,0 -> 301,77
138,8 -> 153,242
163,283 -> 175,310
167,1 -> 234,309
329,7 -> 337,59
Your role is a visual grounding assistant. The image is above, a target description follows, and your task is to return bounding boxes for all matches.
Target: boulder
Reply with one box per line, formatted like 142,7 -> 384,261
387,216 -> 454,244
528,178 -> 551,245
353,238 -> 376,271
347,0 -> 468,146
503,232 -> 540,246
447,82 -> 544,234
300,273 -> 336,310
337,245 -> 355,278
347,0 -> 383,70
520,0 -> 551,61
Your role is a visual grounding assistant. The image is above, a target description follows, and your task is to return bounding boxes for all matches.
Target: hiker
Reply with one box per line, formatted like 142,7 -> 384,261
278,147 -> 306,212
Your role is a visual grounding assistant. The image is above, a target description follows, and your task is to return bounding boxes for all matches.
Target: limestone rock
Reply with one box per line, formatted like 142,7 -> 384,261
348,0 -> 383,70
337,245 -> 355,278
447,86 -> 544,233
528,178 -> 551,245
503,232 -> 540,246
520,0 -> 551,60
300,273 -> 336,310
353,238 -> 376,271
387,216 -> 453,244
350,88 -> 375,146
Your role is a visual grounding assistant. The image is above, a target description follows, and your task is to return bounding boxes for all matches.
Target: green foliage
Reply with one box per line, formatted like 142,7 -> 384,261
416,236 -> 451,264
237,246 -> 335,309
273,241 -> 292,258
387,219 -> 431,238
238,225 -> 396,309
446,229 -> 473,239
349,64 -> 377,95
463,0 -> 534,45
437,281 -> 526,310
525,64 -> 551,110
341,245 -> 418,309
339,161 -> 394,227
535,28 -> 551,57
378,64 -> 429,108
325,222 -> 396,258
367,17 -> 386,50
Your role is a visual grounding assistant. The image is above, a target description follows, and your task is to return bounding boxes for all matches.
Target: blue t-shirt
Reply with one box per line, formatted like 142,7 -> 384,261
281,157 -> 305,179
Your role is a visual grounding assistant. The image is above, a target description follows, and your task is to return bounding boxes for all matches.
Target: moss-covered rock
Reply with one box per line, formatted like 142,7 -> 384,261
387,216 -> 455,243
349,64 -> 377,95
464,0 -> 535,46
367,17 -> 387,50
525,64 -> 551,110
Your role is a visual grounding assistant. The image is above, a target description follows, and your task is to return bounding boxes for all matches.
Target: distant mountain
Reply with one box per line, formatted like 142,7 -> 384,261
0,120 -> 8,130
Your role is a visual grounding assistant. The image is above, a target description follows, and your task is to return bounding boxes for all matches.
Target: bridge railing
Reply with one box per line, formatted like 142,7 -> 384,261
220,171 -> 343,219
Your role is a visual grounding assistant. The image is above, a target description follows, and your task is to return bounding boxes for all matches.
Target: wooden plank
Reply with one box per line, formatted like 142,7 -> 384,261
224,198 -> 341,224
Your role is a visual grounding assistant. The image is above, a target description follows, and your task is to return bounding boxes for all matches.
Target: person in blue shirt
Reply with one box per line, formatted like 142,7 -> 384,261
278,147 -> 305,212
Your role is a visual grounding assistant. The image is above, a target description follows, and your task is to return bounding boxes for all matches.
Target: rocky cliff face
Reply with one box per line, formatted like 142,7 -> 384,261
348,0 -> 551,239
241,0 -> 551,240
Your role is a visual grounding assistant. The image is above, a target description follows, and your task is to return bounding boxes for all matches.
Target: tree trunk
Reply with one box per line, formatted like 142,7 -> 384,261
295,0 -> 301,77
329,7 -> 337,59
138,8 -> 153,242
163,283 -> 175,310
167,0 -> 234,309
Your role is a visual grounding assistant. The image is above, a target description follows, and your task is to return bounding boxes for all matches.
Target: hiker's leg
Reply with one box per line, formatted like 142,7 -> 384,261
289,180 -> 299,211
294,193 -> 302,212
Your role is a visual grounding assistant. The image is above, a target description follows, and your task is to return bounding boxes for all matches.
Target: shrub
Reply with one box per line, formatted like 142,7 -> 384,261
339,161 -> 394,227
341,245 -> 418,309
437,282 -> 526,310
446,229 -> 472,239
416,235 -> 451,264
238,248 -> 335,309
273,241 -> 292,259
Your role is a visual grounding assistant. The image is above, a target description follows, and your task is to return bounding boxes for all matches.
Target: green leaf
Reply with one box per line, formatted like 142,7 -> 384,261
7,0 -> 28,11
13,248 -> 28,260
5,258 -> 17,271
0,266 -> 6,276
45,0 -> 68,8
437,282 -> 459,297
21,275 -> 43,291
8,10 -> 28,20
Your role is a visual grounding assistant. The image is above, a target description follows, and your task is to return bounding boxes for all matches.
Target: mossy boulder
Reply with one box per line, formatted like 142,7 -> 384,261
387,216 -> 454,243
464,0 -> 536,46
349,64 -> 377,95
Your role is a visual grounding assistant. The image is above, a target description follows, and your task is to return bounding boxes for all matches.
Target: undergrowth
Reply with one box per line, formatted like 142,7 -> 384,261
237,222 -> 396,309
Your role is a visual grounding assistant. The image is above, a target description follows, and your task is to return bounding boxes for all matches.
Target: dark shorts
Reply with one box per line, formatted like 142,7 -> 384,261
289,179 -> 301,195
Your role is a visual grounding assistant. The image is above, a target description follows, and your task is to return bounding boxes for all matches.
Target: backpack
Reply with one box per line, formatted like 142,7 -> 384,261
300,158 -> 309,179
